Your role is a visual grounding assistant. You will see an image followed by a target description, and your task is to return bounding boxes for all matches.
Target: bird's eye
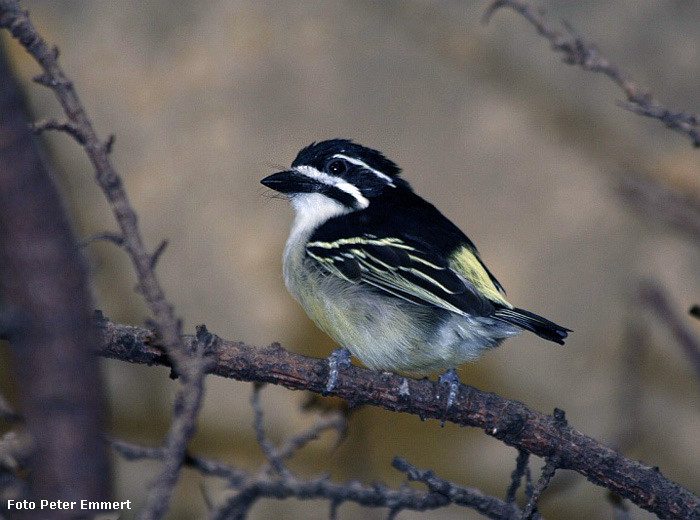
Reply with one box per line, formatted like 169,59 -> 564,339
326,159 -> 347,175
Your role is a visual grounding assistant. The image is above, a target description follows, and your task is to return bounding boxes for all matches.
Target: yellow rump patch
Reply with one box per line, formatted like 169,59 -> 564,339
449,246 -> 509,306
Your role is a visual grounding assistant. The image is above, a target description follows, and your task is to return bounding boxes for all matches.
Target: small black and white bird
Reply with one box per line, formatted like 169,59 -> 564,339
262,139 -> 569,383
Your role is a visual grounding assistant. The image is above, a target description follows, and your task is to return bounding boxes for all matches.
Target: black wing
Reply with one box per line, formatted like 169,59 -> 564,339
306,188 -> 497,317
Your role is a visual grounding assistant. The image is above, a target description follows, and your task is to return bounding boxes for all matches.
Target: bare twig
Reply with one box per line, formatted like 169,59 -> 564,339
521,458 -> 557,520
138,325 -> 215,520
112,417 -> 463,519
110,438 -> 248,485
96,318 -> 700,520
112,431 -> 457,519
639,281 -> 700,386
506,450 -> 530,504
393,457 -> 525,520
274,410 -> 346,463
77,231 -> 125,249
251,384 -> 291,478
31,118 -> 87,144
484,0 -> 700,147
149,239 -> 169,270
210,473 -> 451,520
616,172 -> 700,244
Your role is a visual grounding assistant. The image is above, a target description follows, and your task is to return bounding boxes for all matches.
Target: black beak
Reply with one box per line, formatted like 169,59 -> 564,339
260,170 -> 316,194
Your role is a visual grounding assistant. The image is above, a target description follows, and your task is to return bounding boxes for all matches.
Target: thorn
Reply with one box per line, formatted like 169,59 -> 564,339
149,239 -> 169,270
105,134 -> 116,154
690,305 -> 700,320
51,45 -> 59,60
553,407 -> 567,427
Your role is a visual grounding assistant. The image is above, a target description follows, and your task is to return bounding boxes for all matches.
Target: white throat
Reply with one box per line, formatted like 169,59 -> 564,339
289,192 -> 351,240
283,193 -> 353,291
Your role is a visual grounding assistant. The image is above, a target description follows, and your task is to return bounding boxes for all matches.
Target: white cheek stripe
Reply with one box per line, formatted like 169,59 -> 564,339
332,154 -> 396,187
294,165 -> 369,209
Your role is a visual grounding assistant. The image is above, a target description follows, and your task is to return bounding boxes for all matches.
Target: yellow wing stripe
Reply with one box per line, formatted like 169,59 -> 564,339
307,237 -> 414,250
449,246 -> 509,306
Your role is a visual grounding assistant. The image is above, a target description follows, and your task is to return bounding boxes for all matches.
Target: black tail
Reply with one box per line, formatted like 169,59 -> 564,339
493,307 -> 571,345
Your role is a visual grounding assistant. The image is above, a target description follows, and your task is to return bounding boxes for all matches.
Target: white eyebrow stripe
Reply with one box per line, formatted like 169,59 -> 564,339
332,154 -> 396,187
294,165 -> 369,209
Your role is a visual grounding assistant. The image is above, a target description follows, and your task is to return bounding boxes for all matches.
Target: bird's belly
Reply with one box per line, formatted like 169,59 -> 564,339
289,270 -> 515,374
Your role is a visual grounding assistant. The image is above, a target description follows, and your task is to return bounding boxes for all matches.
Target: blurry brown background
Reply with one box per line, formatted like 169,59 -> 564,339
2,1 -> 699,518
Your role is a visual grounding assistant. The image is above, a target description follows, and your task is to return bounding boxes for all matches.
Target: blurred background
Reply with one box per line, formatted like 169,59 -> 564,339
1,1 -> 699,518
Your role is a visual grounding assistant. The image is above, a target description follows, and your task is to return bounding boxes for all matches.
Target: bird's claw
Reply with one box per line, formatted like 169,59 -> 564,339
325,348 -> 352,393
438,368 -> 461,426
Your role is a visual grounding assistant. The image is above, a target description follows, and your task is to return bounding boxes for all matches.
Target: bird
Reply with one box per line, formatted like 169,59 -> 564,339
261,139 -> 570,396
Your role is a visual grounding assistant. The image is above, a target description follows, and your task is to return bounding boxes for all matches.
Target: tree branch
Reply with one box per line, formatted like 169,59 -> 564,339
392,457 -> 524,520
0,39 -> 110,517
639,281 -> 700,387
616,172 -> 700,244
0,3 -> 211,518
484,0 -> 700,148
96,317 -> 700,520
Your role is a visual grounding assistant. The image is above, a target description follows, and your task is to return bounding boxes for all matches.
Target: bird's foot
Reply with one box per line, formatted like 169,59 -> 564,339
438,368 -> 461,427
325,348 -> 352,394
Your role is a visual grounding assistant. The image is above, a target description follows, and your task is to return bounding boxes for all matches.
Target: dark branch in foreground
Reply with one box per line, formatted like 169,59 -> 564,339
96,317 -> 700,520
484,0 -> 700,147
0,3 -> 209,519
0,39 -> 110,516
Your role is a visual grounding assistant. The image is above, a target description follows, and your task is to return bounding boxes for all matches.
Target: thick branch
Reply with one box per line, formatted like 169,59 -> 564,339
0,43 -> 109,516
97,318 -> 700,520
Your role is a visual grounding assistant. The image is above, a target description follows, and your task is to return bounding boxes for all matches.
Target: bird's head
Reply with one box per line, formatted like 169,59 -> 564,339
261,140 -> 408,220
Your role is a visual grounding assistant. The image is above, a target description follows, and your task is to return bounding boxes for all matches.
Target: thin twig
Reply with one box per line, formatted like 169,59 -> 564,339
31,118 -> 87,144
111,431 -> 459,519
393,457 -> 525,520
77,232 -> 125,249
251,384 -> 291,478
274,410 -> 347,463
616,171 -> 700,244
639,281 -> 700,386
521,458 -> 557,520
138,325 -> 215,520
110,438 -> 247,485
506,450 -> 530,504
483,0 -> 700,147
